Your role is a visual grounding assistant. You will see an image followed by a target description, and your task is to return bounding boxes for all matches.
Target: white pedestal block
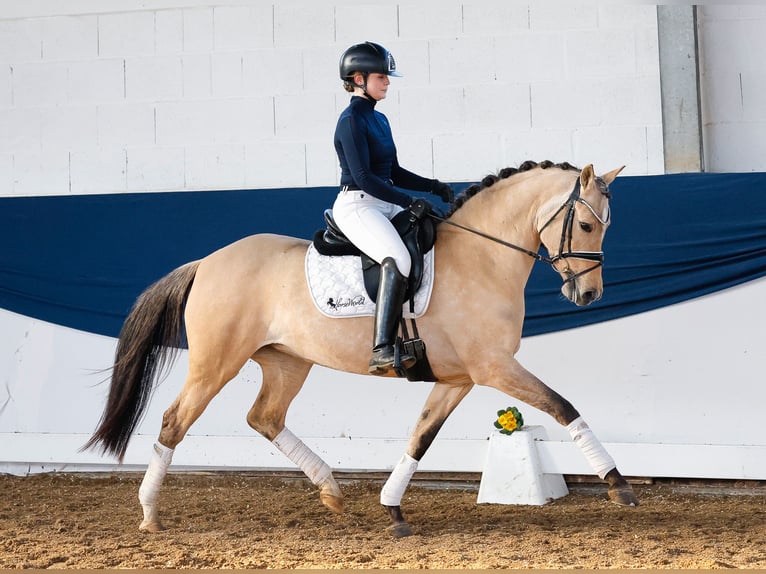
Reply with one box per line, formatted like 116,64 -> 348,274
477,426 -> 569,506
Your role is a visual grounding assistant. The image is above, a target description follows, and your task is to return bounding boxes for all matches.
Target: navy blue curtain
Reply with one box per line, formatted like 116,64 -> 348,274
1,172 -> 764,339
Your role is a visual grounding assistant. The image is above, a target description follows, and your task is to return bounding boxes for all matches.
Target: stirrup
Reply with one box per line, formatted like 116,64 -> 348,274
368,345 -> 415,375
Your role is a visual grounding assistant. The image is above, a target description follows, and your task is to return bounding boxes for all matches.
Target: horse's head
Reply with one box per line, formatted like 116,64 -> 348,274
538,164 -> 624,306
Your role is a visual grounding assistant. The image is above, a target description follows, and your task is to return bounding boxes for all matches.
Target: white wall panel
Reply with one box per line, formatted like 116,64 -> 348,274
98,12 -> 155,57
40,15 -> 97,60
127,146 -> 185,191
125,56 -> 183,101
212,5 -> 273,51
69,148 -> 126,194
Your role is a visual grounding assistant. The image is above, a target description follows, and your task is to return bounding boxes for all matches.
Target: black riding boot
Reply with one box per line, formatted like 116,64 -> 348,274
368,258 -> 416,375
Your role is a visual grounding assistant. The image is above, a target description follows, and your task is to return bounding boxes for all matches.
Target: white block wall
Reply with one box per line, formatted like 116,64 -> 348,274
698,5 -> 766,172
0,1 -> 666,197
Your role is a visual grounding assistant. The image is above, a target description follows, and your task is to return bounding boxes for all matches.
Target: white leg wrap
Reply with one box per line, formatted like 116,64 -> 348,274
567,417 -> 615,479
273,428 -> 332,486
138,442 -> 174,509
380,453 -> 418,506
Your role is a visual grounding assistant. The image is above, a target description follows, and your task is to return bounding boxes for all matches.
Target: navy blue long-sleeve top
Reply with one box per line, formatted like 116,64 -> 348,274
334,96 -> 434,208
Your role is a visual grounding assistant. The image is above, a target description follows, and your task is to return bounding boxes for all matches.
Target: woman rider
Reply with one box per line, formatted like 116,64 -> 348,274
332,41 -> 453,375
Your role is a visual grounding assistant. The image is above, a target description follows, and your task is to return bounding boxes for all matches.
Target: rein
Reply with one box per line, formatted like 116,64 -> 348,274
429,178 -> 609,284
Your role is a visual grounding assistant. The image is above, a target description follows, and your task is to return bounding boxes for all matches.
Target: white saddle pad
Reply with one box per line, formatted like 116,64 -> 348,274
305,244 -> 434,319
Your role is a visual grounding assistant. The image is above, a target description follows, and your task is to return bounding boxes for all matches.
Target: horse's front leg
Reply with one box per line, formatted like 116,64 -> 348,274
381,380 -> 474,537
478,358 -> 639,507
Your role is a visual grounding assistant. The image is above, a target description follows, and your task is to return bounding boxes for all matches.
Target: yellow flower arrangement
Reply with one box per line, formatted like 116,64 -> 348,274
494,406 -> 524,435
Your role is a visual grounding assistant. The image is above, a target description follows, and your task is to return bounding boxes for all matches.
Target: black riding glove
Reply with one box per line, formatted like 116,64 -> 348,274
431,180 -> 454,204
407,198 -> 433,221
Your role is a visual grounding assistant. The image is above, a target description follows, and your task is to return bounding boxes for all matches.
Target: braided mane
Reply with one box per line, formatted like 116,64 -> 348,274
445,160 -> 580,218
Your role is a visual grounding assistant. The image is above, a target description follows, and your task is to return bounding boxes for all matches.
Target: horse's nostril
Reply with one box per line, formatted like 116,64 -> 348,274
582,290 -> 597,304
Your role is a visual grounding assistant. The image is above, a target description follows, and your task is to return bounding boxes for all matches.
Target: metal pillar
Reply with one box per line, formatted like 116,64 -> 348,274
657,6 -> 704,173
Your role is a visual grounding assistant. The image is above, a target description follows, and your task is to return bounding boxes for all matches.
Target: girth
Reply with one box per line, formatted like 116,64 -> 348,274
312,208 -> 436,303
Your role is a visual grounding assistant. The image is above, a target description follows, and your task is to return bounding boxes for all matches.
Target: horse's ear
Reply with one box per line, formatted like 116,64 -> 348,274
600,165 -> 625,185
580,164 -> 595,188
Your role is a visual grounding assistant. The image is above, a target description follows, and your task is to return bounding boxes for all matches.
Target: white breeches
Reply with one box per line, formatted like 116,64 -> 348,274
332,189 -> 411,276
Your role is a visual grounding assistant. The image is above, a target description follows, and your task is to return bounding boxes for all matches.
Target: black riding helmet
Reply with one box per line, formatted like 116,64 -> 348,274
339,41 -> 402,85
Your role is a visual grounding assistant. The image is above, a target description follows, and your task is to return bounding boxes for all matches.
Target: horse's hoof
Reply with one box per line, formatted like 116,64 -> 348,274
609,485 -> 639,507
387,522 -> 413,538
139,519 -> 165,533
320,492 -> 345,514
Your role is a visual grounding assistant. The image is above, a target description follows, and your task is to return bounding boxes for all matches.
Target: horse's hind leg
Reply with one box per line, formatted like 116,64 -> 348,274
246,348 -> 344,514
138,358 -> 244,532
382,381 -> 473,537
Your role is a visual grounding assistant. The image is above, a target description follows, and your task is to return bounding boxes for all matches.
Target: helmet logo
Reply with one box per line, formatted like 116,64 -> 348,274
387,52 -> 397,74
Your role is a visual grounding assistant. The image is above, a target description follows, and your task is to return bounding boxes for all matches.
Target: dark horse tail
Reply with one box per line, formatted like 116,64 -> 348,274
82,261 -> 200,462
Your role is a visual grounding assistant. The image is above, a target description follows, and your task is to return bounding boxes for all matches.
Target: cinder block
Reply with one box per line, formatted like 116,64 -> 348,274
98,102 -> 155,147
572,125 -> 650,176
245,141 -> 307,188
635,25 -> 660,76
243,48 -> 303,97
566,29 -> 637,78
126,56 -> 183,101
127,146 -> 185,191
41,105 -> 97,150
303,45 -> 344,94
383,41 -> 429,88
185,144 -> 245,190
429,37 -> 496,86
0,153 -> 12,196
212,53 -> 243,97
156,10 -> 183,55
41,15 -> 97,60
98,12 -> 155,57
11,62 -> 69,107
182,54 -> 211,98
334,5 -> 398,45
0,108 -> 42,154
646,124 -> 664,175
530,81 -> 601,129
70,147 -> 127,194
274,4 -> 334,47
503,128 -> 574,167
464,83 -> 531,130
599,77 -> 662,125
462,3 -> 530,35
399,87 -> 463,134
389,133 -> 434,180
305,139 -> 339,187
213,5 -> 273,51
67,59 -> 124,103
399,2 -> 462,39
529,3 -> 598,31
183,8 -> 214,53
275,93 -> 336,138
598,5 -> 657,28
495,33 -> 566,83
11,149 -> 70,196
156,98 -> 274,146
433,132 -> 504,182
0,19 -> 42,64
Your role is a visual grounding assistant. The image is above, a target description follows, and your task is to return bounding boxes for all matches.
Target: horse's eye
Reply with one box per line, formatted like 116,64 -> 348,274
579,221 -> 594,233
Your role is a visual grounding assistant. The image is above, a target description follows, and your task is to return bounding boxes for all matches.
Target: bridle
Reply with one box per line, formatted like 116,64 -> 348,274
429,178 -> 610,285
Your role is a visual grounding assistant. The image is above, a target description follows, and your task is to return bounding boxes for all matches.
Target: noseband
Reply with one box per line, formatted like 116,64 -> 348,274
431,178 -> 609,285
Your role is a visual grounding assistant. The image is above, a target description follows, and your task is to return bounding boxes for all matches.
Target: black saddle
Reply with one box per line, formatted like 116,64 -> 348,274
312,203 -> 437,304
